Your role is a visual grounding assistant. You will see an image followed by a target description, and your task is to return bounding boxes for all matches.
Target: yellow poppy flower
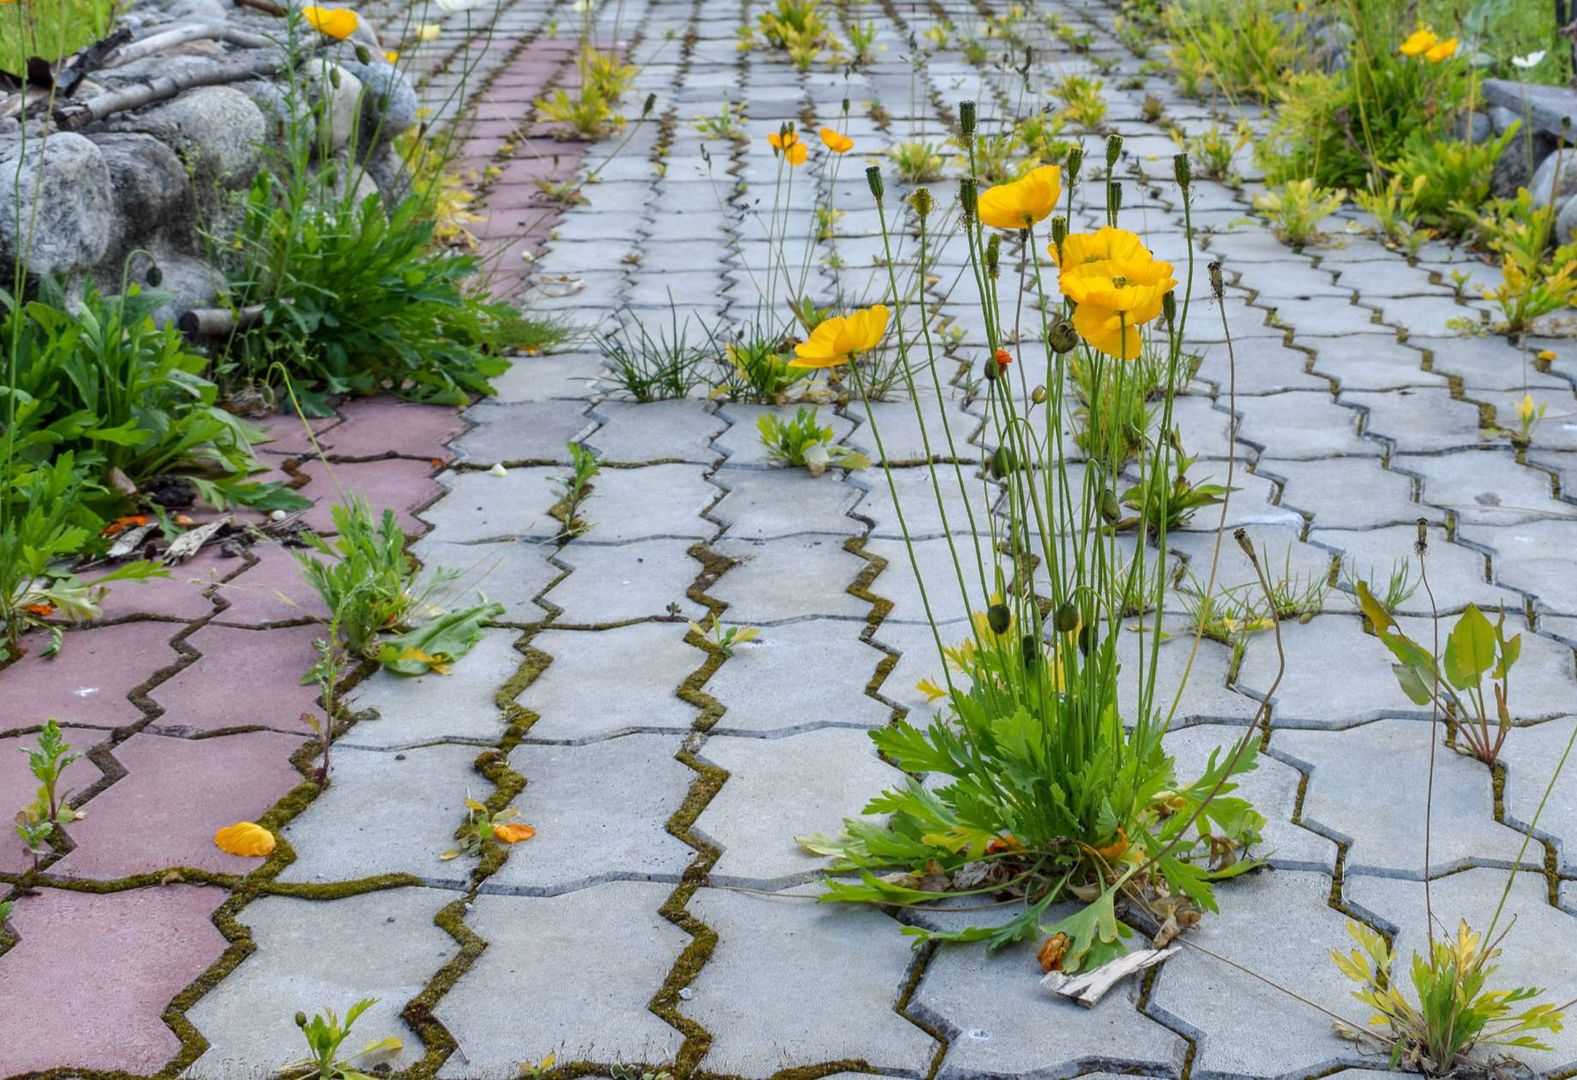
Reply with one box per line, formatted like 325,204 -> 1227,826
1426,37 -> 1458,62
819,127 -> 854,153
1056,228 -> 1177,360
768,129 -> 808,165
790,304 -> 891,368
1399,28 -> 1438,57
214,821 -> 276,858
302,5 -> 359,40
976,164 -> 1062,230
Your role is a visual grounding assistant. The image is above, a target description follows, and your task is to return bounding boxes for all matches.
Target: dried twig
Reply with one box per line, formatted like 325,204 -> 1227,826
106,23 -> 275,68
53,52 -> 282,129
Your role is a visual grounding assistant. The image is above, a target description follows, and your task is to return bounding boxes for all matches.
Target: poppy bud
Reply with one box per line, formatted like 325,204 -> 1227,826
989,446 -> 1018,478
1066,146 -> 1083,184
1022,633 -> 1041,667
987,602 -> 1011,634
959,99 -> 977,138
1099,488 -> 1122,522
866,165 -> 885,202
1049,319 -> 1078,354
355,44 -> 372,64
909,188 -> 934,219
295,1011 -> 308,1028
1078,623 -> 1098,655
1108,181 -> 1122,216
841,96 -> 850,115
1105,133 -> 1123,169
329,66 -> 342,89
1050,214 -> 1067,251
959,177 -> 978,222
1054,602 -> 1079,633
1209,260 -> 1224,300
982,354 -> 1004,381
1031,384 -> 1047,404
985,234 -> 1001,277
1173,152 -> 1192,191
146,263 -> 163,287
642,92 -> 656,117
1161,291 -> 1176,326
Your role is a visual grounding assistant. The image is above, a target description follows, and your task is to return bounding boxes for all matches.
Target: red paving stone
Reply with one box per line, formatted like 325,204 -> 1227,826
254,410 -> 343,457
0,730 -> 105,874
212,547 -> 331,626
0,884 -> 227,1074
148,624 -> 324,736
313,397 -> 467,460
89,549 -> 229,623
5,621 -> 179,731
50,730 -> 305,880
292,457 -> 441,536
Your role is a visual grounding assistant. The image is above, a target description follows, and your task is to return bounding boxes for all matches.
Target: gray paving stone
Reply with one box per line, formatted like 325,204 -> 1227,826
419,468 -> 561,543
1412,335 -> 1573,393
695,727 -> 903,887
342,628 -> 520,749
518,623 -> 700,741
1235,614 -> 1409,725
1267,298 -> 1390,335
186,887 -> 456,1074
1117,617 -> 1261,724
449,401 -> 595,464
586,400 -> 726,463
703,620 -> 889,733
491,734 -> 694,893
845,397 -> 985,465
1307,336 -> 1443,392
278,744 -> 480,885
681,886 -> 938,1075
1466,518 -> 1577,614
865,533 -> 1020,627
852,464 -> 995,540
1234,391 -> 1373,458
1399,449 -> 1564,526
1330,259 -> 1444,298
1496,717 -> 1577,874
1267,458 -> 1435,530
1340,388 -> 1495,453
411,538 -> 560,624
436,884 -> 686,1074
711,466 -> 864,539
915,930 -> 1185,1079
577,464 -> 720,541
488,352 -> 605,402
1309,524 -> 1512,616
1193,338 -> 1328,395
1276,719 -> 1531,876
1148,869 -> 1367,1078
708,536 -> 870,622
1345,868 -> 1577,1074
542,539 -> 705,624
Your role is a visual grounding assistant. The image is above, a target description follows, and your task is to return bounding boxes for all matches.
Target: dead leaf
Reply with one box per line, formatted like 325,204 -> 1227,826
1038,933 -> 1070,973
164,520 -> 227,564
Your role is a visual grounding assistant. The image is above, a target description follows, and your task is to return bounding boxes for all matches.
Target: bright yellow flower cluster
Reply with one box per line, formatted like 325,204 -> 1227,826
790,305 -> 890,368
302,5 -> 359,39
1399,27 -> 1458,62
1052,227 -> 1176,360
765,126 -> 855,166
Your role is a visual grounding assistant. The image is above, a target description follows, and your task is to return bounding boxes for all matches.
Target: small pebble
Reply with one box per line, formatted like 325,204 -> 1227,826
269,509 -> 287,522
677,987 -> 693,1000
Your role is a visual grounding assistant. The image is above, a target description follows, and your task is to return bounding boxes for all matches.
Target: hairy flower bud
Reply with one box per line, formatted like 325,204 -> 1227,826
986,602 -> 1011,634
295,1012 -> 308,1029
866,165 -> 885,203
1049,318 -> 1078,354
982,354 -> 1004,381
1031,384 -> 1047,404
985,234 -> 1001,278
329,66 -> 342,89
1098,488 -> 1122,523
1173,152 -> 1192,191
1105,133 -> 1123,169
146,263 -> 163,287
959,177 -> 978,223
989,446 -> 1018,478
355,44 -> 372,65
959,99 -> 977,138
1107,181 -> 1122,217
1161,291 -> 1176,326
909,187 -> 934,219
1053,602 -> 1079,634
1066,147 -> 1083,185
1050,214 -> 1067,252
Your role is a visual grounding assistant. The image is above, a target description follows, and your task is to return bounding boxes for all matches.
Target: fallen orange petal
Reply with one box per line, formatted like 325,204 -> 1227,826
1038,933 -> 1070,972
102,514 -> 150,537
214,821 -> 276,857
23,603 -> 54,618
493,823 -> 536,844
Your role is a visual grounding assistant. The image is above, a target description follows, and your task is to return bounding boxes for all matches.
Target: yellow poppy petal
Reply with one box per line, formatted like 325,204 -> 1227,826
214,821 -> 276,858
302,5 -> 359,40
493,823 -> 537,844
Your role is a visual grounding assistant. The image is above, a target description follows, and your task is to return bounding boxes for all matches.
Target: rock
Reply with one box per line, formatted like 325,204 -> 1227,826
1482,77 -> 1577,139
1556,192 -> 1577,247
0,133 -> 114,281
1529,144 -> 1577,207
166,0 -> 227,16
1490,105 -> 1522,134
337,56 -> 418,144
317,64 -> 364,151
88,133 -> 198,253
120,85 -> 267,188
364,140 -> 413,204
1492,131 -> 1556,199
1456,110 -> 1493,145
144,252 -> 226,326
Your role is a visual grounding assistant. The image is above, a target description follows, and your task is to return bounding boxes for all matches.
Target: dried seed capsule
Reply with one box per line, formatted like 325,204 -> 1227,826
1066,146 -> 1083,184
1105,133 -> 1123,169
985,234 -> 1001,277
1050,214 -> 1068,250
959,177 -> 979,222
1108,181 -> 1123,216
1161,291 -> 1176,326
987,603 -> 1011,634
910,187 -> 934,219
1209,260 -> 1225,299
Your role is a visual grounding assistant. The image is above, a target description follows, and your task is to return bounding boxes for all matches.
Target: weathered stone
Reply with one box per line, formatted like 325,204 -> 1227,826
121,85 -> 266,188
517,623 -> 700,740
0,133 -> 113,280
703,619 -> 890,733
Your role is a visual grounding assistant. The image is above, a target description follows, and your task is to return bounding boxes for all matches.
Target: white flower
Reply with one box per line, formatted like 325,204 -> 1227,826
1513,50 -> 1547,69
436,0 -> 487,11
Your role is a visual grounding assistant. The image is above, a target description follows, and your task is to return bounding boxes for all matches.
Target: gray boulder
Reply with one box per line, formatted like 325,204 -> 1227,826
118,85 -> 267,188
1529,144 -> 1577,208
0,133 -> 114,282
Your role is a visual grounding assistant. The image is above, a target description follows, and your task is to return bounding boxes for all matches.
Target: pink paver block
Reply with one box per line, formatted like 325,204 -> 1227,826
0,730 -> 104,873
90,548 -> 230,622
317,397 -> 467,460
0,885 -> 227,1074
50,730 -> 305,879
213,547 -> 331,626
254,410 -> 343,457
4,621 -> 179,731
148,623 -> 324,736
292,457 -> 441,536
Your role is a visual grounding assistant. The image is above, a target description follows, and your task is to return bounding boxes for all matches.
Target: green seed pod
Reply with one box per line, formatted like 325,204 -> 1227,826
1108,181 -> 1123,216
1053,602 -> 1079,634
1161,291 -> 1176,326
1066,146 -> 1083,185
1050,214 -> 1068,251
1105,133 -> 1124,169
959,177 -> 979,223
1049,319 -> 1079,354
959,99 -> 977,138
295,1011 -> 308,1028
1099,488 -> 1122,522
909,187 -> 934,219
1078,623 -> 1097,655
355,44 -> 372,65
987,603 -> 1011,634
989,446 -> 1018,478
329,66 -> 342,89
866,165 -> 885,203
1173,151 -> 1192,191
1031,384 -> 1048,404
985,234 -> 1001,277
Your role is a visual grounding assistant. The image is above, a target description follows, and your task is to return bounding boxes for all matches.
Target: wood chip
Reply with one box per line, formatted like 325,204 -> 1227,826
163,519 -> 227,564
105,524 -> 156,560
1039,947 -> 1178,1007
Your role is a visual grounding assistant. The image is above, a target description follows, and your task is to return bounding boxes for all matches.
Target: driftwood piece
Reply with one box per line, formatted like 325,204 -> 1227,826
56,27 -> 135,96
52,51 -> 282,130
178,303 -> 267,338
1039,947 -> 1178,1008
106,23 -> 275,68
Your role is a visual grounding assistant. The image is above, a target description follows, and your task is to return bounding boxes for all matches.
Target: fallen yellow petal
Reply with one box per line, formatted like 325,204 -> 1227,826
493,823 -> 537,844
214,821 -> 276,858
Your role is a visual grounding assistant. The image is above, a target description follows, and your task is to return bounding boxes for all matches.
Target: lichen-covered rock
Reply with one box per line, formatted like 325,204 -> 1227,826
119,85 -> 267,188
0,133 -> 114,281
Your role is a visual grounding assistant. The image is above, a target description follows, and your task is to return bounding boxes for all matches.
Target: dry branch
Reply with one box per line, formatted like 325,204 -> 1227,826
52,51 -> 282,129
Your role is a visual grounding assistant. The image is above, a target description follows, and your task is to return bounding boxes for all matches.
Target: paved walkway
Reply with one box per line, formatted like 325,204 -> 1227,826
6,0 -> 1577,1077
